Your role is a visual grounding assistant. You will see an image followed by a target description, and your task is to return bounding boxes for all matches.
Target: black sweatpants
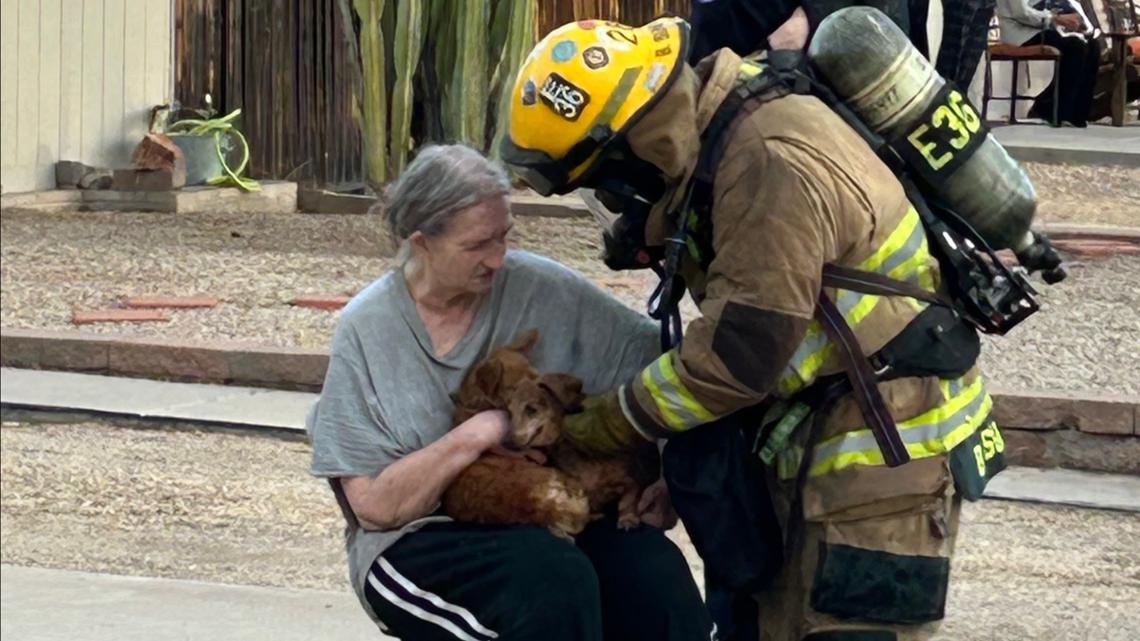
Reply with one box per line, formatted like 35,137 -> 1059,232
1021,31 -> 1103,126
364,517 -> 713,641
937,0 -> 997,90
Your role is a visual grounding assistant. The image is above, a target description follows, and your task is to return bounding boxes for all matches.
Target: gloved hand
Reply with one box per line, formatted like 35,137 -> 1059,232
561,390 -> 648,456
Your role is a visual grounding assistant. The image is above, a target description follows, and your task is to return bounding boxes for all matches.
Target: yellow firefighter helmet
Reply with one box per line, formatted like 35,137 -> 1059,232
499,17 -> 690,196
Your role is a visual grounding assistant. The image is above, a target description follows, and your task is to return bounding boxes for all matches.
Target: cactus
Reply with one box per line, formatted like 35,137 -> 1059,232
390,0 -> 425,174
353,0 -> 388,186
337,0 -> 688,188
490,0 -> 537,158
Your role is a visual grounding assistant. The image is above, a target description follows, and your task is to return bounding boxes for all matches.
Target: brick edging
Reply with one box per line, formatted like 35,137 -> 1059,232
1,328 -> 327,390
2,327 -> 1137,435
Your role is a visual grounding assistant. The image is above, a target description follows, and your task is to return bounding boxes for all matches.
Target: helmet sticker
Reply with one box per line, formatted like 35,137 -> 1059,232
521,78 -> 537,106
539,72 -> 591,121
582,46 -> 610,70
644,62 -> 667,92
551,40 -> 577,63
654,45 -> 672,57
649,23 -> 669,42
605,29 -> 638,46
577,19 -> 597,30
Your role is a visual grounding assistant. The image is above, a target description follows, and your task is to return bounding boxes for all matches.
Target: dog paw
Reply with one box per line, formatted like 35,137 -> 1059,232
547,526 -> 576,542
616,512 -> 641,530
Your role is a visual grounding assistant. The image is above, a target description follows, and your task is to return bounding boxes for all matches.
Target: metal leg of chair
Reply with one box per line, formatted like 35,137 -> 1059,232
982,53 -> 992,121
1010,61 -> 1020,124
1051,59 -> 1061,126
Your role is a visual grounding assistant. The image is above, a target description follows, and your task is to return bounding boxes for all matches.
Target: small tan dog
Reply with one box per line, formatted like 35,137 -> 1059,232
441,329 -> 659,536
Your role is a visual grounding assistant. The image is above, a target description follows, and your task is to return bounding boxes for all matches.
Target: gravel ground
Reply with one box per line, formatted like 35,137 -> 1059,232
1024,163 -> 1140,227
1,419 -> 1137,640
1,161 -> 1137,395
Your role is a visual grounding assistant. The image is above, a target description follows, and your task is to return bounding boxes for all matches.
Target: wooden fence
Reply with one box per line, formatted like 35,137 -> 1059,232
175,0 -> 691,189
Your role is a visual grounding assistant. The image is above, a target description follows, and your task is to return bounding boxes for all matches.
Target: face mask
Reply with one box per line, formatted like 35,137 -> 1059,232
581,187 -> 663,271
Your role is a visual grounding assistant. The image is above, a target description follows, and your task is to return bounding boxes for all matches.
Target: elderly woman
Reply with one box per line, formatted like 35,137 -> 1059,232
308,145 -> 711,641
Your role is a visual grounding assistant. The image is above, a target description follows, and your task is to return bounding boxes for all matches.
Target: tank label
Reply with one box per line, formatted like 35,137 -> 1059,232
890,84 -> 989,183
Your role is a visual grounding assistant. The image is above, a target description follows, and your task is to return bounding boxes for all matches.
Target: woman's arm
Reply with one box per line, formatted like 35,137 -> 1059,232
340,410 -> 510,530
998,0 -> 1054,29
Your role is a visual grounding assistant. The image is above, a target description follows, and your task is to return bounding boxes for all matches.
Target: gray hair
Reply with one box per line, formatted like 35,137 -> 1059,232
382,144 -> 512,260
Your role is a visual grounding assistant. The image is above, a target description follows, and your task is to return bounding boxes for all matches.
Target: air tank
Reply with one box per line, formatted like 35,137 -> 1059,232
808,6 -> 1037,252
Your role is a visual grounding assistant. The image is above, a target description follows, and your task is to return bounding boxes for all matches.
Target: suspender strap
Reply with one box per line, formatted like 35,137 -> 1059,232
814,292 -> 911,468
821,264 -> 950,306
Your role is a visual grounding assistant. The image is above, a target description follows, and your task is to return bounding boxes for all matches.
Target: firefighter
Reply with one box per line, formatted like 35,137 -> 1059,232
501,17 -> 1006,641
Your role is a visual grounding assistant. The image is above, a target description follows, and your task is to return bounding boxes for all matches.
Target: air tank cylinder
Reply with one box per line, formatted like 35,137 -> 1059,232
808,6 -> 1037,253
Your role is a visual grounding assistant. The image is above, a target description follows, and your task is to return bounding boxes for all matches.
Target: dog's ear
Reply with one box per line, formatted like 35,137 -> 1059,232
507,328 -> 540,355
473,359 -> 505,399
538,373 -> 585,411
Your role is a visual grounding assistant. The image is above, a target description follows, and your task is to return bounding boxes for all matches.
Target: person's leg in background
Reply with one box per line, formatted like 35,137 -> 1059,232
576,514 -> 715,641
367,522 -> 603,641
957,0 -> 997,90
936,0 -> 971,82
1024,31 -> 1095,125
937,0 -> 996,90
909,0 -> 932,58
1073,36 -> 1104,125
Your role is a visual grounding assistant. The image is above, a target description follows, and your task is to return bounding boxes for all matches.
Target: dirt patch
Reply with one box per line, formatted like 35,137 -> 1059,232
2,419 -> 1137,640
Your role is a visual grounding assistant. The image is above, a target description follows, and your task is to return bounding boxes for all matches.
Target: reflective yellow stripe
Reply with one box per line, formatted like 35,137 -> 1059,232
739,61 -> 765,78
858,205 -> 921,273
807,375 -> 991,477
776,206 -> 934,395
641,352 -> 717,431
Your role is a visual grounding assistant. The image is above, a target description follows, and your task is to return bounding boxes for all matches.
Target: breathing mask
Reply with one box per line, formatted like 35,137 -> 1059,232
577,142 -> 673,272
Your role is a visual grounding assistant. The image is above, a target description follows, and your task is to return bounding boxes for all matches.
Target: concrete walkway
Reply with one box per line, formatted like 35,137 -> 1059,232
0,367 -> 309,432
991,122 -> 1140,167
0,565 -> 390,641
3,367 -> 1138,512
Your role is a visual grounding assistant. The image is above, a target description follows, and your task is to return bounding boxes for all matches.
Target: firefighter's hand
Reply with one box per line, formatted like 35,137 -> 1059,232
561,390 -> 647,456
637,478 -> 679,530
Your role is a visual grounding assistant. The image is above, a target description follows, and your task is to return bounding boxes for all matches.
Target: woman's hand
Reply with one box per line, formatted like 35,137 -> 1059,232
1053,13 -> 1082,32
341,409 -> 512,531
456,409 -> 512,451
637,478 -> 679,530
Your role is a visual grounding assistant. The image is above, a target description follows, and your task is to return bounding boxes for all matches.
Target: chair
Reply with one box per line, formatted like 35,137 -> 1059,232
981,16 -> 1063,124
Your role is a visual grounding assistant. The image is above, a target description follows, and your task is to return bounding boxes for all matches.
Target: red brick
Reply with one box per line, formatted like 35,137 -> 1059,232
292,295 -> 351,311
111,168 -> 186,191
1053,239 -> 1140,257
0,330 -> 44,368
225,345 -> 329,388
1,328 -> 113,370
131,133 -> 184,171
72,309 -> 172,325
992,390 -> 1136,435
107,339 -> 230,381
122,295 -> 219,309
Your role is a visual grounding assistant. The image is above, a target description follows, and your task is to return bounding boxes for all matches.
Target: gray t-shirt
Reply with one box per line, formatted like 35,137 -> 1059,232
307,250 -> 660,619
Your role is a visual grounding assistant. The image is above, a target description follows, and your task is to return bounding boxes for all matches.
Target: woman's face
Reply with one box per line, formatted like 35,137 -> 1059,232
413,197 -> 513,296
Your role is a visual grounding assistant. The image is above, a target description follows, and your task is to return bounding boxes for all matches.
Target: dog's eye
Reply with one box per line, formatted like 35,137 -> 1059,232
524,405 -> 539,418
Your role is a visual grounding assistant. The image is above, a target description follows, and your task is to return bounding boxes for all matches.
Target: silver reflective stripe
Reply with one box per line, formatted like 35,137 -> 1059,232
810,380 -> 988,474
